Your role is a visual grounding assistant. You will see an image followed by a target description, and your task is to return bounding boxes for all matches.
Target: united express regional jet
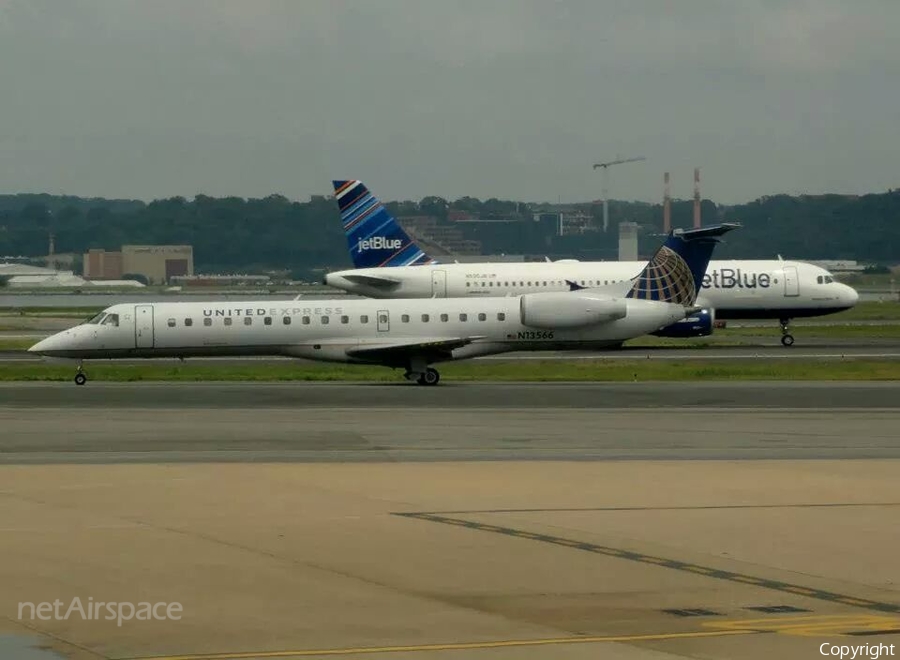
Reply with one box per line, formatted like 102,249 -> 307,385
30,223 -> 736,385
326,180 -> 858,346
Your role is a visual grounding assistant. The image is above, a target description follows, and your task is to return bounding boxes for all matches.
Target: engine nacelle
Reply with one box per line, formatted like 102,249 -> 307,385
520,291 -> 627,329
651,308 -> 715,338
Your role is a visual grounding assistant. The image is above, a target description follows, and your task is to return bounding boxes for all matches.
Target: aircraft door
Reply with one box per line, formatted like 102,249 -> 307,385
431,270 -> 447,298
376,310 -> 390,333
783,266 -> 800,297
135,304 -> 155,348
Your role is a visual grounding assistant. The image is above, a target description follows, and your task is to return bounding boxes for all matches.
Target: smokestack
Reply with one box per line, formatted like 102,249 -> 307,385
693,167 -> 701,229
663,172 -> 671,233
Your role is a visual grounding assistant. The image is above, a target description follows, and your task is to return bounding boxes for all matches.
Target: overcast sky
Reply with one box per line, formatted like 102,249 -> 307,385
1,0 -> 898,204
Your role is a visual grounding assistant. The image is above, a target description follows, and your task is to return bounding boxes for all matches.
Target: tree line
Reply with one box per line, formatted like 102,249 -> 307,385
1,190 -> 898,277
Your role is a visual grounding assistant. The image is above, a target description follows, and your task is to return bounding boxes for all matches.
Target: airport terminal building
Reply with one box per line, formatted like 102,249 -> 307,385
83,245 -> 194,284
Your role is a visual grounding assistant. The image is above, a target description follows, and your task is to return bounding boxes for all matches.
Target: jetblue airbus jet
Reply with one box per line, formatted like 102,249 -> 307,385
326,180 -> 858,345
30,223 -> 736,385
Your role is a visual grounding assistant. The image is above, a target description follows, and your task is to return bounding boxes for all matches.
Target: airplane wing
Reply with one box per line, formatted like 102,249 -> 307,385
342,274 -> 401,289
347,337 -> 483,365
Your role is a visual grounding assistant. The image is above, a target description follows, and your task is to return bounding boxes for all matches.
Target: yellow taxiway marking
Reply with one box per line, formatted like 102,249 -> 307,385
707,614 -> 900,637
126,629 -> 757,660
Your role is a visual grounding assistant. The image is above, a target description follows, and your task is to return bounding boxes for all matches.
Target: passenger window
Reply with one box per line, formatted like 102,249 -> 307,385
203,318 -> 212,327
543,281 -> 547,286
402,314 -> 410,323
264,316 -> 272,326
360,315 -> 369,324
466,282 -> 470,287
478,313 -> 487,321
527,281 -> 532,286
481,282 -> 486,287
440,313 -> 448,322
421,314 -> 430,322
167,318 -> 176,328
302,316 -> 310,325
184,318 -> 193,327
459,313 -> 468,322
341,315 -> 349,324
321,316 -> 329,324
497,312 -> 506,321
224,317 -> 232,326
283,316 -> 291,325
244,317 -> 252,326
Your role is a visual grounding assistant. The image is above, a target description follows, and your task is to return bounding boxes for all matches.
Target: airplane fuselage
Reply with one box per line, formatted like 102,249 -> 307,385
30,296 -> 689,363
326,259 -> 859,319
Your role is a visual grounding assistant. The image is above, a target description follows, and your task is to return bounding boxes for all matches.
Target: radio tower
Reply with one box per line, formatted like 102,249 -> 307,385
592,156 -> 646,232
663,172 -> 671,233
693,167 -> 701,229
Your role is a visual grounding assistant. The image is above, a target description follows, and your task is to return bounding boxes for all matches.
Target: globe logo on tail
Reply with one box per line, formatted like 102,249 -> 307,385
627,246 -> 696,306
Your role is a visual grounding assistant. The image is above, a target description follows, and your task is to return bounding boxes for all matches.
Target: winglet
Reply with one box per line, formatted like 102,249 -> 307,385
331,180 -> 437,268
627,223 -> 739,306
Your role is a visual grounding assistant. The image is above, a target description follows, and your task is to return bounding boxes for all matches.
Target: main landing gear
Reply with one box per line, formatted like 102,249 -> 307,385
780,318 -> 795,347
404,367 -> 441,386
74,362 -> 88,386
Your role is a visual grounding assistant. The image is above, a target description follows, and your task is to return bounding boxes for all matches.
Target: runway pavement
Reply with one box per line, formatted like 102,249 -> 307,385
2,382 -> 900,465
2,381 -> 899,659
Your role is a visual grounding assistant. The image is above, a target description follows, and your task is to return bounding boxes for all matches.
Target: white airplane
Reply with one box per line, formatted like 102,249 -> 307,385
326,180 -> 859,346
29,223 -> 736,386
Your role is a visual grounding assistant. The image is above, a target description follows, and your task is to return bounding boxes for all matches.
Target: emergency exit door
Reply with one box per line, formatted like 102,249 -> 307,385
135,305 -> 154,348
377,310 -> 390,333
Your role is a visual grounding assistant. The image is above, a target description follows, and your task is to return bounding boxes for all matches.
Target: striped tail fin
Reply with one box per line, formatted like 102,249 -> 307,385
627,224 -> 739,306
332,180 -> 436,268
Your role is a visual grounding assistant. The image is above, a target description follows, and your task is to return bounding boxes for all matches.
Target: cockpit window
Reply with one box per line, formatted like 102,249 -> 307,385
824,275 -> 834,283
101,313 -> 119,327
86,312 -> 106,325
818,274 -> 835,284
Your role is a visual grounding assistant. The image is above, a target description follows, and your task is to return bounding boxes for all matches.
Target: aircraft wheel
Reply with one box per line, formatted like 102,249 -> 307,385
781,334 -> 795,347
74,373 -> 87,386
417,368 -> 440,386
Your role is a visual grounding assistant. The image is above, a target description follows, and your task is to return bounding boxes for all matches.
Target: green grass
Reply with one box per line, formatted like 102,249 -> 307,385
821,301 -> 900,322
2,359 -> 898,383
0,338 -> 37,351
0,307 -> 102,318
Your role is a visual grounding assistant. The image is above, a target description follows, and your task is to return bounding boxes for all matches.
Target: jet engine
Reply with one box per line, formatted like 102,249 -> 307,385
520,291 -> 627,329
651,308 -> 715,338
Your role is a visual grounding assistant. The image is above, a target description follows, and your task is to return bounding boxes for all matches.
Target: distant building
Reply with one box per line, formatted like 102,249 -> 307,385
0,262 -> 145,288
170,274 -> 270,287
83,245 -> 194,284
618,222 -> 639,262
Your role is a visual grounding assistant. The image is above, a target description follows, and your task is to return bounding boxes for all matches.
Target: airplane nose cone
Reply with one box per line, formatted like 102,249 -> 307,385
842,284 -> 859,307
28,336 -> 51,354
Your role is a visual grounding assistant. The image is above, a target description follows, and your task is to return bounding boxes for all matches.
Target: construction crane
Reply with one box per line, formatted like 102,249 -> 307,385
592,156 -> 646,232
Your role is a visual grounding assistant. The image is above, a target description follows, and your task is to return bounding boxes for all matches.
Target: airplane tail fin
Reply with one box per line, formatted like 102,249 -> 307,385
627,224 -> 739,306
332,180 -> 436,268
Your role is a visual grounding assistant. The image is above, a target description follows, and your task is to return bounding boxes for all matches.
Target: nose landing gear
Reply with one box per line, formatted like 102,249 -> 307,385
74,363 -> 87,385
780,318 -> 795,347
